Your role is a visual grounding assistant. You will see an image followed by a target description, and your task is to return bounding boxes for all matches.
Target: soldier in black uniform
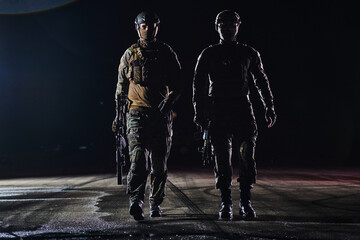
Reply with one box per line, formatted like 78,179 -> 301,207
113,11 -> 182,221
192,10 -> 276,220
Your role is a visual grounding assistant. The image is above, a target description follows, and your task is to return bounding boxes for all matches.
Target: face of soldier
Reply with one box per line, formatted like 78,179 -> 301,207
217,21 -> 239,42
139,23 -> 158,41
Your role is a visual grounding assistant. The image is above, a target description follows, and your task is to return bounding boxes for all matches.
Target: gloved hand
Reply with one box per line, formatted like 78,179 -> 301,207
265,106 -> 277,128
112,117 -> 118,133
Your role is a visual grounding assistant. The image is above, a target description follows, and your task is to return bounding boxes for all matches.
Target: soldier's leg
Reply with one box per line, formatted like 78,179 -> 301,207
236,129 -> 258,219
126,111 -> 149,221
148,114 -> 172,217
212,131 -> 233,220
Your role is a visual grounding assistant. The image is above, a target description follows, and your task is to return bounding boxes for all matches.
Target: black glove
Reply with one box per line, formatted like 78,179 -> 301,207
265,106 -> 277,128
112,111 -> 126,133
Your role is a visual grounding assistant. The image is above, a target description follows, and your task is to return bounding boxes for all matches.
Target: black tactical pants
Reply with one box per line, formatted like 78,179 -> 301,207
210,102 -> 258,191
126,109 -> 172,206
212,125 -> 258,189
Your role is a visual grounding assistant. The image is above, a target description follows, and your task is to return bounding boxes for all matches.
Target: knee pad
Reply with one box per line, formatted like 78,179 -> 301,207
239,141 -> 248,161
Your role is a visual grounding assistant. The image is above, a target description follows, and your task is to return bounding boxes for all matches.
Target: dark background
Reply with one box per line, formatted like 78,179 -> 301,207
0,0 -> 359,177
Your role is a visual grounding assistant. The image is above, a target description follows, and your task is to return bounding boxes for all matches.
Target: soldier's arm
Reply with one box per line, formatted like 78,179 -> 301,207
165,45 -> 182,105
192,49 -> 209,127
115,48 -> 131,116
250,48 -> 277,127
250,49 -> 274,111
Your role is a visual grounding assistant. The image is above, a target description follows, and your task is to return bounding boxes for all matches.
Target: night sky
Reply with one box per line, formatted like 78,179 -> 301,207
0,0 -> 359,177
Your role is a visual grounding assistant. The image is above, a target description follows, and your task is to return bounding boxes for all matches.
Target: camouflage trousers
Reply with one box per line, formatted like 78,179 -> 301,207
126,109 -> 172,206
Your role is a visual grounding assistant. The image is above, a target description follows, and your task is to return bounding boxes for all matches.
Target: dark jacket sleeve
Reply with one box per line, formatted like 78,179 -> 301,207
164,44 -> 182,104
249,48 -> 274,110
192,49 -> 209,122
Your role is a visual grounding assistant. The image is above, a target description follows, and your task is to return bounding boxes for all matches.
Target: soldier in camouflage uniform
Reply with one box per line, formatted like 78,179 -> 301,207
192,10 -> 277,220
113,11 -> 182,221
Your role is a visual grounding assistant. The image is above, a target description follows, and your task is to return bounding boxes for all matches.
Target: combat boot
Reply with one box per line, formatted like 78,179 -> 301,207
219,202 -> 233,220
150,204 -> 162,217
218,188 -> 233,220
129,201 -> 144,221
239,185 -> 256,219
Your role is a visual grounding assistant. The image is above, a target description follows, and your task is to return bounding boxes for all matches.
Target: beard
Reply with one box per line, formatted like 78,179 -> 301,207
140,28 -> 157,41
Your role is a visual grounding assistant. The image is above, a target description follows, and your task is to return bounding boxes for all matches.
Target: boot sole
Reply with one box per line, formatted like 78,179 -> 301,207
150,211 -> 162,218
240,213 -> 257,220
218,213 -> 233,221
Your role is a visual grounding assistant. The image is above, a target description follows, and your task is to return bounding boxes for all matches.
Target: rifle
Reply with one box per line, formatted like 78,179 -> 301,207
200,120 -> 215,166
115,98 -> 128,185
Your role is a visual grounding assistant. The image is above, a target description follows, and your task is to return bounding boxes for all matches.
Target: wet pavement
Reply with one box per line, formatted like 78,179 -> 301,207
0,168 -> 359,239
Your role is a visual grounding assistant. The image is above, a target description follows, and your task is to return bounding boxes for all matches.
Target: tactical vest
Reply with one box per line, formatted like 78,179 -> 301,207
206,44 -> 252,98
127,43 -> 167,86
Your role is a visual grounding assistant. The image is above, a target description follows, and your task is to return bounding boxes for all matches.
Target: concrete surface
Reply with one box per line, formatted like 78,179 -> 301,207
0,168 -> 359,239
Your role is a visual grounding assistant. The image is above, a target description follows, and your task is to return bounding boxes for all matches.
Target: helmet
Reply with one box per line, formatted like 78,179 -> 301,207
134,11 -> 160,25
134,11 -> 160,41
215,10 -> 241,30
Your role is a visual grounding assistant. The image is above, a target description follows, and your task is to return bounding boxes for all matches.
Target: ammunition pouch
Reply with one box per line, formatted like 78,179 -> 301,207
128,46 -> 166,86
